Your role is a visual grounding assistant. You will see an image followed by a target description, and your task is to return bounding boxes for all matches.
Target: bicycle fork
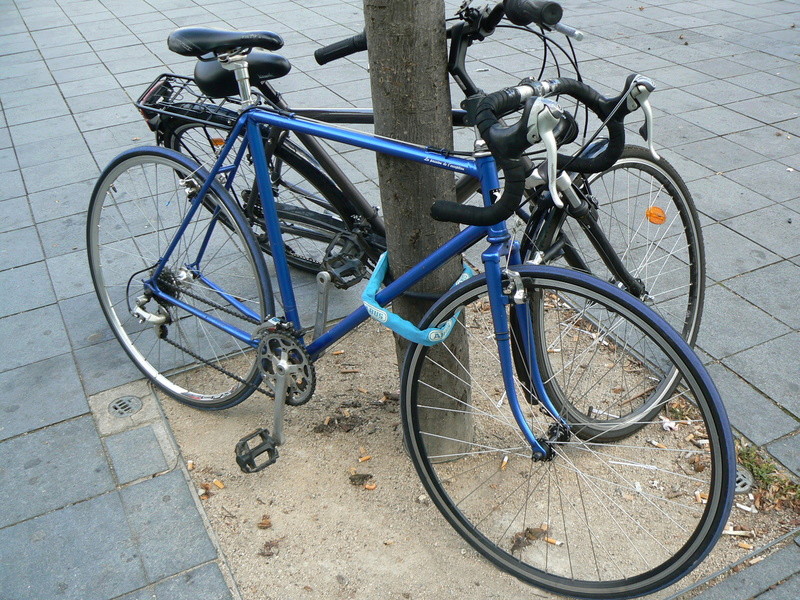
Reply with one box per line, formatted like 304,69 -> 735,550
483,238 -> 569,461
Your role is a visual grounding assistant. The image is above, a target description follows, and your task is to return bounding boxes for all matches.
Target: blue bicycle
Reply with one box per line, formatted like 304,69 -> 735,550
87,23 -> 734,600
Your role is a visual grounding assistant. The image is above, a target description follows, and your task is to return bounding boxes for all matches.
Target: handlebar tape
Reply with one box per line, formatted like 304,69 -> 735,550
314,31 -> 367,65
504,0 -> 563,27
548,75 -> 638,173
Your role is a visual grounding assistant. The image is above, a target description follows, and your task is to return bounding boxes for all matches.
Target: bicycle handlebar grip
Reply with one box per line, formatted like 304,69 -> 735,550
430,160 -> 526,226
431,87 -> 530,226
544,76 -> 637,173
314,31 -> 367,65
503,0 -> 563,27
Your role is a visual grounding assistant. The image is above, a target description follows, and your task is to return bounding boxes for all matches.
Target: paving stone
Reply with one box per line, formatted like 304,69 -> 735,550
766,432 -> 800,479
21,153 -> 99,195
754,572 -> 800,600
692,542 -> 800,600
0,491 -> 146,600
66,87 -> 133,114
681,105 -> 762,136
120,470 -> 217,582
0,260 -> 55,317
59,291 -> 117,350
722,161 -> 800,204
723,332 -> 800,416
696,284 -> 790,359
74,103 -> 145,132
9,114 -> 80,145
35,213 -> 87,259
0,303 -> 70,371
152,563 -> 233,600
724,261 -> 800,329
0,416 -> 114,527
724,126 -> 800,163
0,227 -> 44,272
706,363 -> 798,446
105,425 -> 169,485
58,73 -> 122,97
0,169 -> 25,201
724,203 -> 800,259
727,96 -> 800,126
74,337 -> 147,396
27,179 -> 96,223
30,25 -> 85,49
701,223 -> 781,282
0,146 -> 18,173
672,136 -> 768,173
0,195 -> 33,233
0,353 -> 88,442
14,132 -> 91,169
117,562 -> 233,600
691,174 -> 773,222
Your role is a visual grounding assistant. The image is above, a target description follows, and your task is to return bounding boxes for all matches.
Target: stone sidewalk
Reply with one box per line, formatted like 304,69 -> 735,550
0,0 -> 797,599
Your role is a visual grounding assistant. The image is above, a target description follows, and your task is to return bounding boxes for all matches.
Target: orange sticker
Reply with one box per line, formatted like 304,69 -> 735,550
646,206 -> 667,225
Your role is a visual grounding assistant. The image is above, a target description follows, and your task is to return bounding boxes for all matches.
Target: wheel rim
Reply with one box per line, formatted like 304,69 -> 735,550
88,152 -> 268,406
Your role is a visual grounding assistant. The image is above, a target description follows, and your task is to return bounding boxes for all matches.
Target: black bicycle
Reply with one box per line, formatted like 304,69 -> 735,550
135,0 -> 704,438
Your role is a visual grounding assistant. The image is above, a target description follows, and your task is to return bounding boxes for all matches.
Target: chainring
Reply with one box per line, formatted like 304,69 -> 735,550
257,329 -> 316,406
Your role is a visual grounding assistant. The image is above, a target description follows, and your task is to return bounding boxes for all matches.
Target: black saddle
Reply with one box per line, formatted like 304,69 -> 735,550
168,27 -> 283,57
194,51 -> 291,98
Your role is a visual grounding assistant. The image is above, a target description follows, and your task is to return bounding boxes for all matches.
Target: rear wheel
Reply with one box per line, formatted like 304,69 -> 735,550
87,147 -> 273,409
401,266 -> 733,600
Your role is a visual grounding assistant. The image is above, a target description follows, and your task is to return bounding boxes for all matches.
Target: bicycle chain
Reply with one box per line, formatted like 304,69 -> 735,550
160,332 -> 272,397
153,276 -> 270,396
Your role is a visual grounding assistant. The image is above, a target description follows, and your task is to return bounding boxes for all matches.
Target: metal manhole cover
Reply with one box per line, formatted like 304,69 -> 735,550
108,395 -> 143,418
735,465 -> 754,494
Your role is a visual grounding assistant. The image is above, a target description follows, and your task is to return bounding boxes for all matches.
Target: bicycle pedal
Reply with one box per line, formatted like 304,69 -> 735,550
235,428 -> 279,473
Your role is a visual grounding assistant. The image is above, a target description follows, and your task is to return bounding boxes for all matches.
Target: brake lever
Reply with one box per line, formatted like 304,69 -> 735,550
627,75 -> 660,161
524,98 -> 565,208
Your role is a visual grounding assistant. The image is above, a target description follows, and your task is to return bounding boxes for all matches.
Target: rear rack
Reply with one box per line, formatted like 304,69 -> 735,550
135,73 -> 242,129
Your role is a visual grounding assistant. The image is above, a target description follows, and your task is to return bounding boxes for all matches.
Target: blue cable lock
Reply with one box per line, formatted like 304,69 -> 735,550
362,252 -> 474,346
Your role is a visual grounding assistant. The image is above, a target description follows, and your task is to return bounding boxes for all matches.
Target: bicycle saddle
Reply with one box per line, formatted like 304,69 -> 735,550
194,51 -> 291,98
168,27 -> 284,57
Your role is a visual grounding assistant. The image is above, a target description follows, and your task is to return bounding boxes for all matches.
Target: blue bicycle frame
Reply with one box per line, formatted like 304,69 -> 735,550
146,104 -> 567,458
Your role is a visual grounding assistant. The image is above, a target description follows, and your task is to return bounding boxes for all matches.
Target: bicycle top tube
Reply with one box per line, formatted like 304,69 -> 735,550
236,106 -> 479,177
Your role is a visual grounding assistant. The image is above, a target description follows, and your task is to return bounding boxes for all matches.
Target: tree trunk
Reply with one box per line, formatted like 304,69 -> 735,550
363,0 -> 471,455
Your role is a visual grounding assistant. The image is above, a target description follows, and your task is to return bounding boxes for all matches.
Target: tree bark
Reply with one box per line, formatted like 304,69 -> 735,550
363,0 -> 471,454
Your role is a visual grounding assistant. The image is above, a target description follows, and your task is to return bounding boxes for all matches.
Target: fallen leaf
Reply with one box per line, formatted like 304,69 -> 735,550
257,515 -> 272,529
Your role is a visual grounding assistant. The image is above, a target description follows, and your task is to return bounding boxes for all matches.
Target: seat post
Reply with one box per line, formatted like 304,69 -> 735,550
219,52 -> 256,107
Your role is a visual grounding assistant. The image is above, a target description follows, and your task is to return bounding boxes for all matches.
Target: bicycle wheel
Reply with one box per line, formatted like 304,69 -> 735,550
537,145 -> 704,343
87,147 -> 274,409
164,117 -> 353,272
523,146 -> 704,440
401,265 -> 734,600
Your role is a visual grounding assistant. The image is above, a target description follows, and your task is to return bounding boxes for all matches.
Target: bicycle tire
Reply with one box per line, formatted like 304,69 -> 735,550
400,265 -> 733,599
87,147 -> 274,409
523,146 -> 704,440
162,115 -> 355,273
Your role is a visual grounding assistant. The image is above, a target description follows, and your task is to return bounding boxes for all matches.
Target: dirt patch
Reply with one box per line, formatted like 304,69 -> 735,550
159,319 -> 798,600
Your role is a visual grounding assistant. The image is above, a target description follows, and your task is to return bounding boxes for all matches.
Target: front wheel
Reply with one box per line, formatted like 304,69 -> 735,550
400,266 -> 733,600
87,147 -> 273,409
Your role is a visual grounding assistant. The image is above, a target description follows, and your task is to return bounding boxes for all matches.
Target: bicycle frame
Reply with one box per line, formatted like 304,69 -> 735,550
146,104 -> 565,457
